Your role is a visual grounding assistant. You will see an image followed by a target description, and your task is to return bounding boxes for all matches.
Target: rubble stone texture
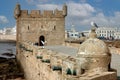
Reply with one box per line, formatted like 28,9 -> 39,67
77,28 -> 111,74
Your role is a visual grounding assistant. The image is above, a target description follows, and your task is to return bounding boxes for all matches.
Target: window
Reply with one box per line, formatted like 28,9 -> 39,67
54,26 -> 56,30
75,34 -> 78,36
71,34 -> 73,36
28,26 -> 29,30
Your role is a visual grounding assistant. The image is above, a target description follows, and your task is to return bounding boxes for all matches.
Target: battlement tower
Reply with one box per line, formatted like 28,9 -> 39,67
14,3 -> 67,46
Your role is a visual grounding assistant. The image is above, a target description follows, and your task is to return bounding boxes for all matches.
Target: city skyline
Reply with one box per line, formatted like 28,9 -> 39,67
0,0 -> 120,31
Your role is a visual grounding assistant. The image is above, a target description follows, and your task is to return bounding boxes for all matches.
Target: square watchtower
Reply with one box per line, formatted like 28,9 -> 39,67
14,3 -> 67,46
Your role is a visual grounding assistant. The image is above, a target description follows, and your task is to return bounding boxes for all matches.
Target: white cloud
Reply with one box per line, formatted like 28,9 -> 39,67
36,4 -> 62,10
34,1 -> 120,31
26,0 -> 52,4
66,2 -> 120,30
108,11 -> 120,26
68,2 -> 95,17
0,16 -> 9,24
35,2 -> 96,30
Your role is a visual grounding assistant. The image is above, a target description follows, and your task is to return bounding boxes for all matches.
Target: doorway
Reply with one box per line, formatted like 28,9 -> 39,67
39,36 -> 45,46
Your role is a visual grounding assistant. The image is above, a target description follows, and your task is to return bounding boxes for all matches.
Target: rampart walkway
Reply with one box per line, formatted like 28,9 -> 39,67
45,45 -> 78,57
45,45 -> 120,76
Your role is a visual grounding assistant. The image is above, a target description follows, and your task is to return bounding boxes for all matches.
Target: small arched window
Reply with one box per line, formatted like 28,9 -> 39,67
28,26 -> 29,30
54,26 -> 56,30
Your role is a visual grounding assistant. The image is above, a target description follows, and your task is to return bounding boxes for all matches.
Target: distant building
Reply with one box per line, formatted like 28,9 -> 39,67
67,25 -> 79,39
66,26 -> 91,39
81,30 -> 90,37
0,30 -> 3,34
96,27 -> 120,40
11,26 -> 16,35
2,26 -> 16,35
67,26 -> 120,40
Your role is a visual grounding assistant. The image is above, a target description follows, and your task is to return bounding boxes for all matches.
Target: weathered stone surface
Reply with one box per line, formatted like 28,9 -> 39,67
77,28 -> 111,74
14,3 -> 67,46
14,3 -> 117,80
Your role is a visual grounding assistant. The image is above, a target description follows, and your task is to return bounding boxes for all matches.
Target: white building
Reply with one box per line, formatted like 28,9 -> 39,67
67,25 -> 79,39
11,26 -> 16,35
1,26 -> 16,35
0,30 -> 3,34
96,27 -> 120,40
67,26 -> 120,40
81,30 -> 90,37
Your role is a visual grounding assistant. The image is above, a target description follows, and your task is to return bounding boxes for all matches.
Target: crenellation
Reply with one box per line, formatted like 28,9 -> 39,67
19,10 -> 65,18
54,9 -> 63,17
14,3 -> 67,19
30,10 -> 41,17
20,10 -> 28,17
43,10 -> 53,17
30,10 -> 40,15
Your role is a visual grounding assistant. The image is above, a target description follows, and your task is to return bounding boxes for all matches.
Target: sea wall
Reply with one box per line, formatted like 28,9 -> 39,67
0,35 -> 16,41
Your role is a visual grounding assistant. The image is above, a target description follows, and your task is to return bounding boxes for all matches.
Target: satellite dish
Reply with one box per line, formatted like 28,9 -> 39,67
90,21 -> 98,28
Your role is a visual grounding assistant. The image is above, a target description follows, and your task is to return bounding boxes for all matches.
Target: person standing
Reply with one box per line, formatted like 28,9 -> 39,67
41,40 -> 45,48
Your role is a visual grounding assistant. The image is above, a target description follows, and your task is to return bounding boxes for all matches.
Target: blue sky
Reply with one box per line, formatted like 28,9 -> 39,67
1,0 -> 120,31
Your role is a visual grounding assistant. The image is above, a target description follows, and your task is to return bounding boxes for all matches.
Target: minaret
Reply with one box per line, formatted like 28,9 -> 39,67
14,3 -> 21,19
62,3 -> 67,16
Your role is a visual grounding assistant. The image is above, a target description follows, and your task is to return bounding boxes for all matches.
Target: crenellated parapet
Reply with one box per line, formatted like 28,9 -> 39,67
20,10 -> 66,18
14,3 -> 67,18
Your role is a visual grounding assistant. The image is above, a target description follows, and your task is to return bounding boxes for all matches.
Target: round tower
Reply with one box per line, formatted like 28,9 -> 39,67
77,27 -> 111,74
14,3 -> 21,19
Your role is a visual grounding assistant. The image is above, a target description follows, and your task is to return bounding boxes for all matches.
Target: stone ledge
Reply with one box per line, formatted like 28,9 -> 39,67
79,72 -> 117,80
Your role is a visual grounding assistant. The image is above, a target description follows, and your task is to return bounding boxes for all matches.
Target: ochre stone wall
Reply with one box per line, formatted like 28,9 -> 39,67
18,17 -> 65,45
16,42 -> 117,80
15,3 -> 117,80
15,4 -> 67,46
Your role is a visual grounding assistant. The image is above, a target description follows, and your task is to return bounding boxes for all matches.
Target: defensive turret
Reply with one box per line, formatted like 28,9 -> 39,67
77,26 -> 111,74
14,3 -> 21,19
62,4 -> 67,16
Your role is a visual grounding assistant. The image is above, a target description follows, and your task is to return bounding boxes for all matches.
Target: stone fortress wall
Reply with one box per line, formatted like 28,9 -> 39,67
14,3 -> 117,80
17,41 -> 117,80
14,3 -> 67,46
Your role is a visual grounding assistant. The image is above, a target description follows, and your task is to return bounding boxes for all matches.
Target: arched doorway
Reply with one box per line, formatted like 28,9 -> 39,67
39,35 -> 45,46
